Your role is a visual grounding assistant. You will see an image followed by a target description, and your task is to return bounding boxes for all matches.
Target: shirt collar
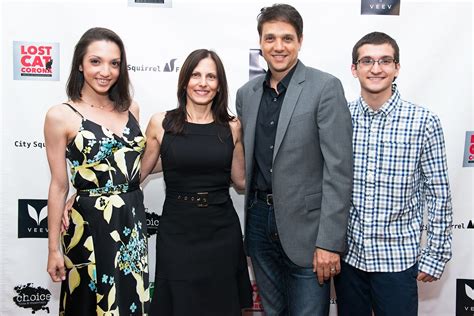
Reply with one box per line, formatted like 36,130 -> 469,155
263,60 -> 299,92
358,84 -> 401,116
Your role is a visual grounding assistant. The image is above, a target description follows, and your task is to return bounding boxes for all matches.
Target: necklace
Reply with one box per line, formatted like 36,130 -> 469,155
90,103 -> 105,110
82,100 -> 112,111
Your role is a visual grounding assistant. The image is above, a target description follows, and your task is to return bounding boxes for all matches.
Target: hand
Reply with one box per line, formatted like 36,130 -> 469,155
47,249 -> 66,282
60,193 -> 76,232
417,271 -> 437,282
313,248 -> 341,284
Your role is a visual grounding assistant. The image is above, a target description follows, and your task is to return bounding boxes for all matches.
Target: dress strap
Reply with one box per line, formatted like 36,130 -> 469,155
63,102 -> 84,118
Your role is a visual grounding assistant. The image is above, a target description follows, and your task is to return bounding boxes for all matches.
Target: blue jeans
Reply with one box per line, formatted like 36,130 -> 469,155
246,196 -> 329,316
334,261 -> 418,316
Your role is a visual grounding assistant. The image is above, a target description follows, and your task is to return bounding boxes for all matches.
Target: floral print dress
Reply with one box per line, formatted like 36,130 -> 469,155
59,103 -> 149,315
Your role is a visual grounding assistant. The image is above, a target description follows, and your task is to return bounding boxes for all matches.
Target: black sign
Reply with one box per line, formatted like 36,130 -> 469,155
13,283 -> 51,314
146,210 -> 160,237
18,199 -> 48,238
361,0 -> 400,15
135,0 -> 164,3
456,279 -> 474,315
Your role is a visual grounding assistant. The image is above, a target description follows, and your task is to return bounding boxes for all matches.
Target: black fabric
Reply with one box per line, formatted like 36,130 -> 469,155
150,121 -> 253,315
252,64 -> 297,192
60,104 -> 149,315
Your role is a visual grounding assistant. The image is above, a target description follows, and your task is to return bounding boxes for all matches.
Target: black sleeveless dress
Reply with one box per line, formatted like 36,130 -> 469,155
149,118 -> 252,316
61,104 -> 149,315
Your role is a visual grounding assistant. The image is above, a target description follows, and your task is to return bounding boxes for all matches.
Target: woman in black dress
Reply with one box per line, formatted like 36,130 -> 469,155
141,49 -> 252,315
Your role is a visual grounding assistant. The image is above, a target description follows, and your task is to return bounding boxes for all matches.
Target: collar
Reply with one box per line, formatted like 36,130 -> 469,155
263,60 -> 299,92
358,84 -> 400,116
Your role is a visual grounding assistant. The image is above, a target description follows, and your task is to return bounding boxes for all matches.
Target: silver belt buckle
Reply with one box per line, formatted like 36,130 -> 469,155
266,194 -> 273,205
197,192 -> 208,207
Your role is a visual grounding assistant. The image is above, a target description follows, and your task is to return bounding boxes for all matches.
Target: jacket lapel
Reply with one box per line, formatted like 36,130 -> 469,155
273,62 -> 306,161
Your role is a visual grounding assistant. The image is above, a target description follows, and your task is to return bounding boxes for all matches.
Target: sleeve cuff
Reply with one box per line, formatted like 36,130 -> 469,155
418,253 -> 447,279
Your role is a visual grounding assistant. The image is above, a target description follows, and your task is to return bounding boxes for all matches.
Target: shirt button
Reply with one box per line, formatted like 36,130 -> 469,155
270,145 -> 274,149
367,172 -> 374,182
270,168 -> 272,173
273,97 -> 278,102
270,121 -> 275,125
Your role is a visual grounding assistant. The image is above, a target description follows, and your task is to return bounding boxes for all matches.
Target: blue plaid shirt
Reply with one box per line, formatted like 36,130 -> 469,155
343,86 -> 452,279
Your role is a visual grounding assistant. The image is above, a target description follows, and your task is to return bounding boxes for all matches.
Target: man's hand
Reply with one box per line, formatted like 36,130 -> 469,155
417,271 -> 437,282
313,248 -> 341,284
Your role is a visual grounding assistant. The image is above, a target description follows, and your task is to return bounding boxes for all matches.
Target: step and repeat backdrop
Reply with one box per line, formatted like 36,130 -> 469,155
1,0 -> 473,315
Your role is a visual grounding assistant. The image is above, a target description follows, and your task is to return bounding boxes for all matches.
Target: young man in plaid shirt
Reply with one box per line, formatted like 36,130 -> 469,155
334,32 -> 453,316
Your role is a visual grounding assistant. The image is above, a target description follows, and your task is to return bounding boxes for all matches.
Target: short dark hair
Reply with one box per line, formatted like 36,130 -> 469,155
352,31 -> 400,65
257,4 -> 303,40
165,49 -> 233,135
66,27 -> 132,112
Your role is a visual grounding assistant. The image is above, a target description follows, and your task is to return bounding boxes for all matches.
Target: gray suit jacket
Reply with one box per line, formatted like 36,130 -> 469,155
236,61 -> 353,267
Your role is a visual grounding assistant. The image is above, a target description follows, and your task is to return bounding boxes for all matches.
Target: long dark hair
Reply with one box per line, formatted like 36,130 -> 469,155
66,27 -> 132,112
165,49 -> 233,134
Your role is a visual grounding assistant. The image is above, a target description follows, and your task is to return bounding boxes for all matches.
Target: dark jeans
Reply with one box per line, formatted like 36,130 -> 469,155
246,196 -> 330,316
334,261 -> 418,316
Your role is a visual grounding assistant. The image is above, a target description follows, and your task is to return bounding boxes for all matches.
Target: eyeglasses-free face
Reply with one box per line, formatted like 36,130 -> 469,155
351,43 -> 400,102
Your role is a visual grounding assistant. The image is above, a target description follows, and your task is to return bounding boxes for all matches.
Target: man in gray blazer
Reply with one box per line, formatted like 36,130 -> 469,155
236,4 -> 353,316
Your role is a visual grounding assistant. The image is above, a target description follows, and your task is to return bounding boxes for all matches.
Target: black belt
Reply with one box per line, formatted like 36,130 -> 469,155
166,189 -> 229,208
255,190 -> 273,205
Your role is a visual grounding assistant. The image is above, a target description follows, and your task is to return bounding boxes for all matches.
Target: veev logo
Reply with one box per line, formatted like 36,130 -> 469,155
18,199 -> 48,238
456,279 -> 474,315
360,0 -> 400,15
28,204 -> 47,225
466,284 -> 474,300
13,283 -> 51,314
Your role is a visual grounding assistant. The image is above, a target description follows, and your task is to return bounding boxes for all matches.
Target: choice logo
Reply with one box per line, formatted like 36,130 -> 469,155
13,283 -> 51,314
249,49 -> 267,80
145,209 -> 160,237
463,131 -> 474,167
456,279 -> 474,315
128,58 -> 180,73
361,0 -> 401,15
18,199 -> 48,238
13,41 -> 60,81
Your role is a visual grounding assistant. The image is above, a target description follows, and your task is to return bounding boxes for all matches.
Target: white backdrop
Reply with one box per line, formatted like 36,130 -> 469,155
1,0 -> 473,315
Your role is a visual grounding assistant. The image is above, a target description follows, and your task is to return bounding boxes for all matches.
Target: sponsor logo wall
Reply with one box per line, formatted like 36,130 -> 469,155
13,284 -> 51,314
18,199 -> 48,238
1,0 -> 472,315
13,42 -> 59,81
456,279 -> 474,316
361,0 -> 401,15
463,131 -> 474,167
